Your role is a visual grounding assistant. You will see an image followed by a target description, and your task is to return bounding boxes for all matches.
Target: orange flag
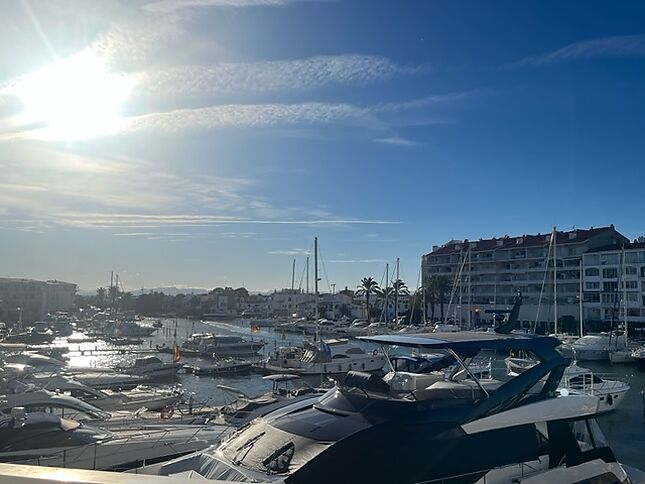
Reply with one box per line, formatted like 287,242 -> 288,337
173,344 -> 181,363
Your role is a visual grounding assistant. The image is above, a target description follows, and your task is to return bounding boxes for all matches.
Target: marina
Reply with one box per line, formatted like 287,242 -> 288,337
2,313 -> 645,482
3,1 -> 645,480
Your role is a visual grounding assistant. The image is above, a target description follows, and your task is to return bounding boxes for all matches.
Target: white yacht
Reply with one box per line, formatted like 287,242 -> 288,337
505,357 -> 630,413
0,410 -> 221,471
119,357 -> 182,380
112,321 -> 156,338
256,338 -> 386,375
340,319 -> 371,336
558,363 -> 630,414
0,390 -> 112,422
39,375 -> 182,412
561,333 -> 627,361
182,333 -> 265,358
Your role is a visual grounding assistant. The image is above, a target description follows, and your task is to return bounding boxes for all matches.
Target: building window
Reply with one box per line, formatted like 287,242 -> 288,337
624,281 -> 638,289
602,282 -> 618,292
602,268 -> 618,279
584,293 -> 600,303
601,293 -> 618,304
584,268 -> 599,277
585,281 -> 599,290
626,266 -> 637,275
600,254 -> 619,265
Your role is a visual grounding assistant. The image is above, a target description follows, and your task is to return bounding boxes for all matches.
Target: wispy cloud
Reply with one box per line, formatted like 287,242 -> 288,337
113,232 -> 190,237
143,0 -> 321,14
373,136 -> 420,147
268,248 -> 311,255
514,34 -> 645,67
57,213 -> 399,229
138,55 -> 416,97
124,102 -> 377,134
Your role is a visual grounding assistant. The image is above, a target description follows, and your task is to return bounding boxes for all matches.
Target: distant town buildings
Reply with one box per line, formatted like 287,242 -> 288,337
0,277 -> 77,323
422,225 -> 645,332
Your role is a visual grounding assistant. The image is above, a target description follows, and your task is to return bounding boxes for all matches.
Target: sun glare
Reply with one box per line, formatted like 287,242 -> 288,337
12,50 -> 133,140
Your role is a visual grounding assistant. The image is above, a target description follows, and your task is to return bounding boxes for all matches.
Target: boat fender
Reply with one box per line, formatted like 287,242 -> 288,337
160,405 -> 175,419
607,394 -> 613,406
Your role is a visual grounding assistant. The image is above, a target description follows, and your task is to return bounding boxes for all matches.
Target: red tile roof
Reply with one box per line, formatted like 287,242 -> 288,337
425,226 -> 619,256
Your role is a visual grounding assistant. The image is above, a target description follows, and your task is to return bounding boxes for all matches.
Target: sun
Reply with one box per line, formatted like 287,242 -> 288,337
11,50 -> 133,140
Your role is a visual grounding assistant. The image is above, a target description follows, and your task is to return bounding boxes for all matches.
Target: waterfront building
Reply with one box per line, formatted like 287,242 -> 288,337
582,238 -> 645,333
422,226 -> 628,329
0,277 -> 77,323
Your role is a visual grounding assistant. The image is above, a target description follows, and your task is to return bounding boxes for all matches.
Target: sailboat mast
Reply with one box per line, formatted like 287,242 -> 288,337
422,260 -> 427,324
291,259 -> 296,290
395,257 -> 400,323
623,246 -> 628,339
579,259 -> 584,337
468,248 -> 472,329
110,271 -> 114,316
314,237 -> 319,325
553,227 -> 558,335
385,263 -> 389,324
306,257 -> 310,294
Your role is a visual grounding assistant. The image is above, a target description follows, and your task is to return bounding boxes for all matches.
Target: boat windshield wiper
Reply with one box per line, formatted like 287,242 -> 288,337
233,431 -> 266,465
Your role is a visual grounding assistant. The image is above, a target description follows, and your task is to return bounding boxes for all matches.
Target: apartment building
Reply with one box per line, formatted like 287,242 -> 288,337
582,239 -> 645,331
421,226 -> 628,328
0,278 -> 77,323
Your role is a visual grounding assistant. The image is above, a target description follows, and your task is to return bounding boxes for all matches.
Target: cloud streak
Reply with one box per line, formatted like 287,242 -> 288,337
268,248 -> 311,255
515,34 -> 645,66
143,0 -> 320,14
124,102 -> 377,134
138,55 -> 416,97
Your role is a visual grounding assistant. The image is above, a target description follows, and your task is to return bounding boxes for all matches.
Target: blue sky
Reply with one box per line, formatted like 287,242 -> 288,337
1,0 -> 645,292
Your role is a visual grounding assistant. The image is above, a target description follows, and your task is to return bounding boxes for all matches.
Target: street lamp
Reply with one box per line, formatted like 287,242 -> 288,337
16,306 -> 22,331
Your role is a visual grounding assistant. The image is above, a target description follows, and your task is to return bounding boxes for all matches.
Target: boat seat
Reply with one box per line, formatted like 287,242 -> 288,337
413,381 -> 486,401
344,371 -> 390,394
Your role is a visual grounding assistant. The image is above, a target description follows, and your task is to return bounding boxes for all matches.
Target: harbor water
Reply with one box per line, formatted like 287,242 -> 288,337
63,317 -> 645,469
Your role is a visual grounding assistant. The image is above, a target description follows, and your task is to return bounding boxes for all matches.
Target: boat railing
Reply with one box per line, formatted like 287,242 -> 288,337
410,459 -> 546,483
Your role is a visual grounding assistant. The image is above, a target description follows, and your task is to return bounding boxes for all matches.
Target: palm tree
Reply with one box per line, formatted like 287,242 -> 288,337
356,277 -> 380,322
430,275 -> 452,322
391,279 -> 409,323
375,284 -> 392,322
96,287 -> 107,307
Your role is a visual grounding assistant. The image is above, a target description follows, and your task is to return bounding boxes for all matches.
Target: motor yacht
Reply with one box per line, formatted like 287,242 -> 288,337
112,321 -> 156,338
0,410 -> 222,471
505,357 -> 630,414
38,375 -> 182,412
119,357 -> 183,380
1,328 -> 55,345
340,319 -> 371,336
561,333 -> 627,361
183,358 -> 253,376
255,338 -> 386,375
182,333 -> 265,358
212,374 -> 327,427
0,390 -> 112,422
137,333 -> 632,483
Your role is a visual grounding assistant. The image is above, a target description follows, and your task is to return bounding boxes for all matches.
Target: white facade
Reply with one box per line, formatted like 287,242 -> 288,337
422,226 -> 628,329
0,278 -> 76,323
582,243 -> 645,331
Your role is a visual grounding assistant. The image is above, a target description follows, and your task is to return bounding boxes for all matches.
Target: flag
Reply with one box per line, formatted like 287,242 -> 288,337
251,324 -> 260,333
173,344 -> 181,363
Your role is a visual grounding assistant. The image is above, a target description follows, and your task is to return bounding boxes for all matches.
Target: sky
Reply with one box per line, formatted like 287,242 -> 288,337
1,0 -> 645,293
